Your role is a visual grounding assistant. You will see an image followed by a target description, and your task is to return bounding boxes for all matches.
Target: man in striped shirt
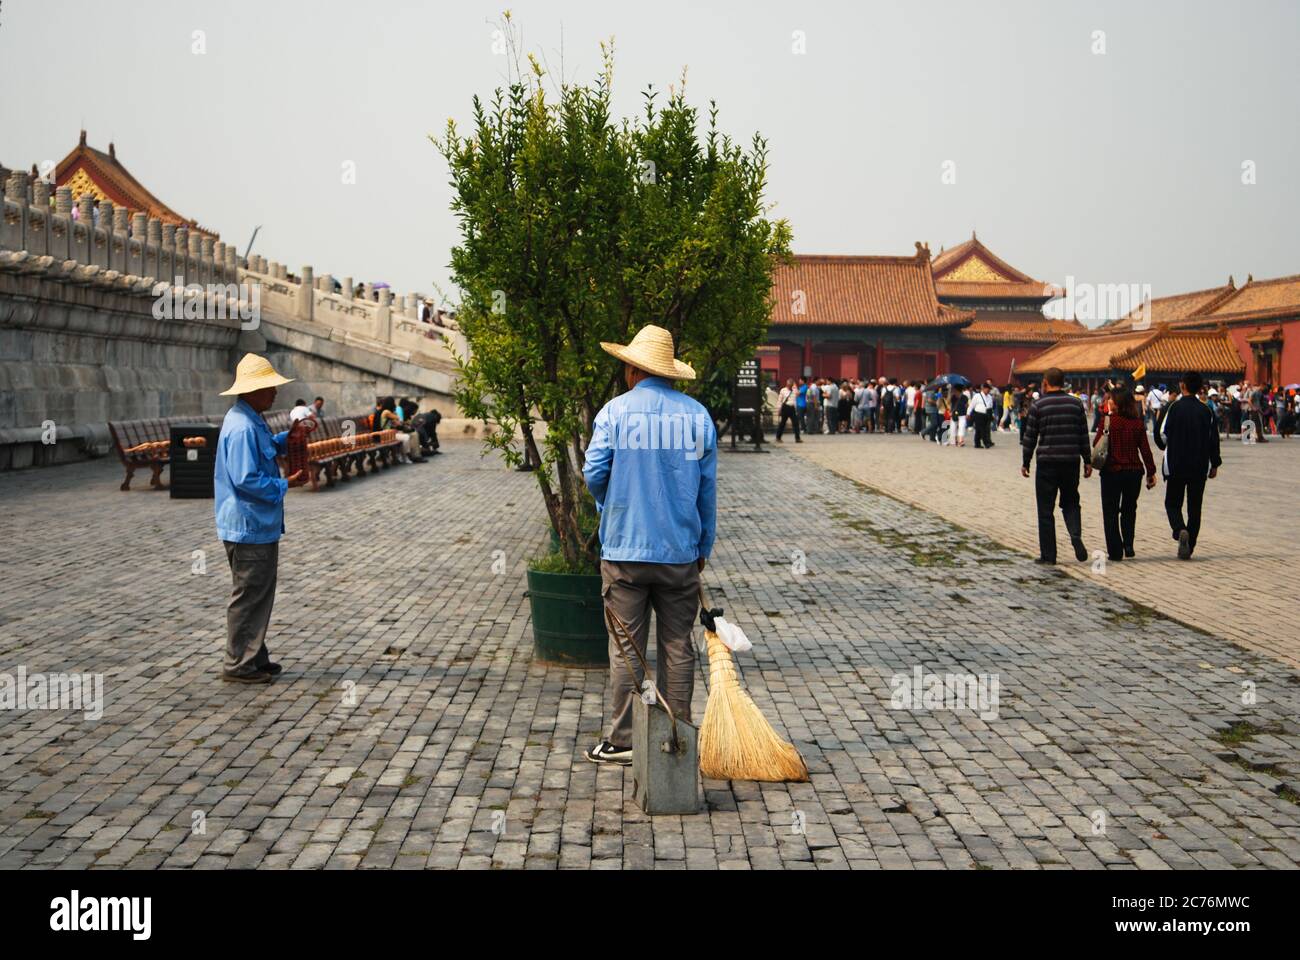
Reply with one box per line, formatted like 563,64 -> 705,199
1020,367 -> 1093,564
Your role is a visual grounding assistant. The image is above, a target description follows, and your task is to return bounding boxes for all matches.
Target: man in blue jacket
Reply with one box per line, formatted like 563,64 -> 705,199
214,353 -> 311,683
582,325 -> 717,765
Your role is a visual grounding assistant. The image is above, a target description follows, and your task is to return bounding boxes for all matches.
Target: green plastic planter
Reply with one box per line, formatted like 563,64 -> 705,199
526,568 -> 608,667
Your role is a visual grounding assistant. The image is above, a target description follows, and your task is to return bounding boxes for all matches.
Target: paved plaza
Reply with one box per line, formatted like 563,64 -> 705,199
788,428 -> 1299,668
1,441 -> 1298,870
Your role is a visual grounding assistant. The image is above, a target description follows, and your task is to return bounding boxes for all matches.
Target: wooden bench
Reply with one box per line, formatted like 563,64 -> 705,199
298,413 -> 406,491
107,416 -> 215,491
108,409 -> 405,493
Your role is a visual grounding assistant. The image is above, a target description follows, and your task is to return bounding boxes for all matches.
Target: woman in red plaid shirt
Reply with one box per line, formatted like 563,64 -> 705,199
1094,384 -> 1157,561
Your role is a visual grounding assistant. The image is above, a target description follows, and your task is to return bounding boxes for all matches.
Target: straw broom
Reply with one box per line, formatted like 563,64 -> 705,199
697,600 -> 808,783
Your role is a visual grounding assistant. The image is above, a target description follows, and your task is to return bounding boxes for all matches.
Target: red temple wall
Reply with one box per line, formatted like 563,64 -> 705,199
946,343 -> 1024,386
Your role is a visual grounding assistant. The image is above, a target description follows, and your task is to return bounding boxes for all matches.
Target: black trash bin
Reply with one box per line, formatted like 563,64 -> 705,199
169,423 -> 221,499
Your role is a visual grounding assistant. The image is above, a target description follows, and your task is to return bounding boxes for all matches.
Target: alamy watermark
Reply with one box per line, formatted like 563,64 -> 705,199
889,666 -> 999,721
0,667 -> 103,721
611,412 -> 713,461
1058,275 -> 1152,327
151,275 -> 260,329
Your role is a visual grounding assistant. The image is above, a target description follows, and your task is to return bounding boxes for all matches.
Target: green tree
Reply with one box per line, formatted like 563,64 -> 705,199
436,31 -> 791,572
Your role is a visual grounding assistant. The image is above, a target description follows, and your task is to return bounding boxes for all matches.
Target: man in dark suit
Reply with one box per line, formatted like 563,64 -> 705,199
1155,370 -> 1222,560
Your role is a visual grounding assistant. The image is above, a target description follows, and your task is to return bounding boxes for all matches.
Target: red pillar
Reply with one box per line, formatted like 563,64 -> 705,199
875,338 -> 884,379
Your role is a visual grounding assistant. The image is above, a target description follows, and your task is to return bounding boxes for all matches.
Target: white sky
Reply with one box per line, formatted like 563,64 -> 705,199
1,0 -> 1296,322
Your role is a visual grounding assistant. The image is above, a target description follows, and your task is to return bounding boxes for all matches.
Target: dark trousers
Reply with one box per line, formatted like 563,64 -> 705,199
1099,469 -> 1143,559
923,411 -> 939,441
1164,474 -> 1207,553
776,403 -> 801,440
223,540 -> 279,676
972,412 -> 992,447
1034,461 -> 1082,562
601,559 -> 700,748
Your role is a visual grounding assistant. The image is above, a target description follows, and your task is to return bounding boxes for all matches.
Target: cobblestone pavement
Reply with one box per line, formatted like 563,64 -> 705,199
1,441 -> 1298,870
788,429 -> 1300,669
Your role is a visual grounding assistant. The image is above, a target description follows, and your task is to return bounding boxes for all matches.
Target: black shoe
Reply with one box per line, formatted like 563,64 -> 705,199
1108,553 -> 1123,562
260,662 -> 283,676
795,438 -> 803,443
222,670 -> 274,684
1124,547 -> 1135,558
1177,529 -> 1191,560
1072,538 -> 1089,562
1034,557 -> 1055,565
584,740 -> 632,766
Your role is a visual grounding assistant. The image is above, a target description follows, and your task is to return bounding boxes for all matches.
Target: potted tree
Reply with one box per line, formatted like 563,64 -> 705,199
437,23 -> 791,665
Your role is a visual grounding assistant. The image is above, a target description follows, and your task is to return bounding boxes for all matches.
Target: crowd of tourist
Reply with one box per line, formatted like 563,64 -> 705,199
771,376 -> 1033,447
771,374 -> 1299,447
764,366 -> 1300,567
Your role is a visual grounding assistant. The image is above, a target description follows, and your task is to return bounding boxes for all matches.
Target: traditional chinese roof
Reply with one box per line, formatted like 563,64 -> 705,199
954,315 -> 1089,344
1199,273 -> 1300,324
1101,280 -> 1238,331
54,131 -> 216,236
1017,325 -> 1244,376
931,232 -> 1061,303
769,246 -> 974,329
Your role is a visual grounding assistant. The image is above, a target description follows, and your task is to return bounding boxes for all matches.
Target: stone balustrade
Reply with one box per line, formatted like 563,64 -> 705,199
2,168 -> 465,366
2,171 -> 239,288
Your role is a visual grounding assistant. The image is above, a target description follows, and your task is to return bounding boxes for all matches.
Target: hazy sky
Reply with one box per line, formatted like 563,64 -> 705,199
2,0 -> 1296,322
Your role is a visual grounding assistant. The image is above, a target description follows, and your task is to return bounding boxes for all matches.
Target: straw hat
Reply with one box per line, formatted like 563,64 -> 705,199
220,353 -> 295,396
599,324 -> 695,380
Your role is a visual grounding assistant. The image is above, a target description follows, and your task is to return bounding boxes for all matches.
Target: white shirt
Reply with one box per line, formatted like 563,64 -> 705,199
290,404 -> 314,422
968,391 -> 994,415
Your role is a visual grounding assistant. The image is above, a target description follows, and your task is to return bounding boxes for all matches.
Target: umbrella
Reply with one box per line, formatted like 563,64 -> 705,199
1284,383 -> 1300,391
929,374 -> 971,388
372,281 -> 391,289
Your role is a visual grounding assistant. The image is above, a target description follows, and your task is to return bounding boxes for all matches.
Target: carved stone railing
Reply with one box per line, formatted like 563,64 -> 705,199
2,168 -> 466,368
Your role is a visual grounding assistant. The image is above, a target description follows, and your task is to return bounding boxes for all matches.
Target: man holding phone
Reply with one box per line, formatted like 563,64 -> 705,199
214,354 -> 312,683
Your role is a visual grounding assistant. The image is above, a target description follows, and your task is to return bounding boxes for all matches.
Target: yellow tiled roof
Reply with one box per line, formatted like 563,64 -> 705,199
1018,327 -> 1243,376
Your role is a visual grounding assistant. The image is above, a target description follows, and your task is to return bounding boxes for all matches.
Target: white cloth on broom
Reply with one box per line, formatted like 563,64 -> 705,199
711,616 -> 752,653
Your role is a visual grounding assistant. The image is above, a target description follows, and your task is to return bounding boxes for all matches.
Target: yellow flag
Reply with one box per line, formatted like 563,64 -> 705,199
1132,363 -> 1146,381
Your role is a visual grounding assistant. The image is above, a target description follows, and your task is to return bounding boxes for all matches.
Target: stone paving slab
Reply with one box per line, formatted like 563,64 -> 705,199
787,429 -> 1300,668
0,440 -> 1298,869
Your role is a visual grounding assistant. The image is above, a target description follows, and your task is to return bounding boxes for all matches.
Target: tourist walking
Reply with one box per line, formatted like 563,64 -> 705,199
804,378 -> 821,434
1020,367 -> 1092,564
923,385 -> 940,442
1154,371 -> 1221,560
951,385 -> 969,447
1093,385 -> 1156,561
969,382 -> 995,448
214,354 -> 312,683
822,379 -> 838,434
775,378 -> 802,443
582,324 -> 716,765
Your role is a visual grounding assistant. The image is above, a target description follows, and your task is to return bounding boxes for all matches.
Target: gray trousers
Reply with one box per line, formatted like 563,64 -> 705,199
223,540 -> 279,675
601,559 -> 700,749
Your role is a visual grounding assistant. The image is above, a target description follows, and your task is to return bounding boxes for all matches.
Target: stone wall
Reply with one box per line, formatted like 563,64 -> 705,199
0,170 -> 463,470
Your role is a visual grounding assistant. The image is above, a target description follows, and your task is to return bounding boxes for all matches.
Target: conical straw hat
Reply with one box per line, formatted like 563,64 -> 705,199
220,353 -> 295,395
600,324 -> 695,380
